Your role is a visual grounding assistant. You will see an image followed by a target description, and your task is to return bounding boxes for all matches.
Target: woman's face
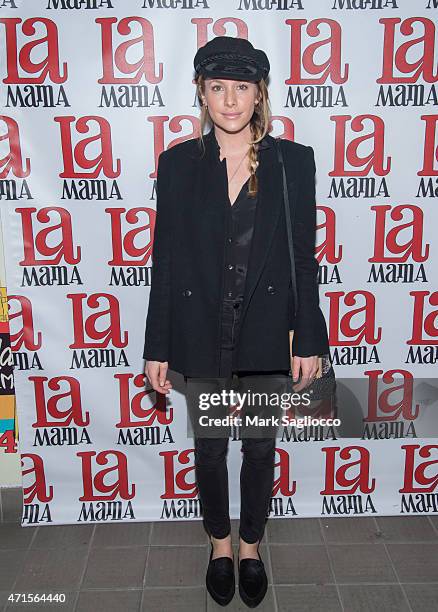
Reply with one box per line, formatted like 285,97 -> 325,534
202,78 -> 260,134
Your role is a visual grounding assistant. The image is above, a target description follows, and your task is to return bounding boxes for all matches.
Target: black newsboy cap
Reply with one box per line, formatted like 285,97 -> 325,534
193,36 -> 270,82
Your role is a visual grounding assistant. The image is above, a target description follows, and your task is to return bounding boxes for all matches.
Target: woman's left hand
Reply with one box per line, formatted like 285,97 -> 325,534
291,355 -> 319,392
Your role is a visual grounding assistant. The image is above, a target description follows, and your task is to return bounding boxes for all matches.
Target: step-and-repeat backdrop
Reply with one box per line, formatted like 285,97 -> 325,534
1,0 -> 437,526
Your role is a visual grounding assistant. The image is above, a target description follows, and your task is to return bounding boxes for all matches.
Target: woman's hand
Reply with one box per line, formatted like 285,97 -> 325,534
144,360 -> 173,395
291,355 -> 319,392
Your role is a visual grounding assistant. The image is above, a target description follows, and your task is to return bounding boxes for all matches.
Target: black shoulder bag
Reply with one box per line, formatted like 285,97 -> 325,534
275,138 -> 336,400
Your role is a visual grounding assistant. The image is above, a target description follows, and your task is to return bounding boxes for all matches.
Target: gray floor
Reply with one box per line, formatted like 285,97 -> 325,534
1,487 -> 437,611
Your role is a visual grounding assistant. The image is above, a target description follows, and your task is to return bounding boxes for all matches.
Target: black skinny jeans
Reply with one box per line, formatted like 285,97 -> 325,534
185,297 -> 289,544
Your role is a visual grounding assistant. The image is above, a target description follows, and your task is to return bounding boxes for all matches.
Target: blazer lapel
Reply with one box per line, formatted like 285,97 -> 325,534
240,135 -> 283,323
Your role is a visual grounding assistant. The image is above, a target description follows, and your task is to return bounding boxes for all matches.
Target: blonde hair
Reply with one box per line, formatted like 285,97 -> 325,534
194,74 -> 272,198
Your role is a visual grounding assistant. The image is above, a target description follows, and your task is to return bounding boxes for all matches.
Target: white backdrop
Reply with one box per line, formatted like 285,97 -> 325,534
1,0 -> 437,526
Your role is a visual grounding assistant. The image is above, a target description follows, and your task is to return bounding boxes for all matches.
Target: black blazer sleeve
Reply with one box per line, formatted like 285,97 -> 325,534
142,150 -> 173,361
291,145 -> 330,357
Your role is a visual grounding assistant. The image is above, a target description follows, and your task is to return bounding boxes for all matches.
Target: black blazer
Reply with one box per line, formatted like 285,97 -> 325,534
143,127 -> 329,378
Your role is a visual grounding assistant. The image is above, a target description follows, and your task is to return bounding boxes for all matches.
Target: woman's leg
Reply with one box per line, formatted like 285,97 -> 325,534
239,436 -> 276,547
186,370 -> 235,558
186,298 -> 242,557
237,369 -> 288,555
194,435 -> 233,559
194,435 -> 232,542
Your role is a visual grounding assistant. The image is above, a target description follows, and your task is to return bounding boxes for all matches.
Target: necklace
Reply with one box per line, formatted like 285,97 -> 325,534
222,147 -> 250,184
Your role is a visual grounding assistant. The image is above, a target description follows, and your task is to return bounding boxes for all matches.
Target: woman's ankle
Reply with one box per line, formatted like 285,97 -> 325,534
238,536 -> 260,559
210,533 -> 233,559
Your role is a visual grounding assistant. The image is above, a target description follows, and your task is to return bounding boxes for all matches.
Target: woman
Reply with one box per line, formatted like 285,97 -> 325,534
143,36 -> 330,607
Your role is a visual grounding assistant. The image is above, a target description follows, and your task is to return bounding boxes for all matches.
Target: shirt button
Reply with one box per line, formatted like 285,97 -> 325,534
228,264 -> 234,270
227,237 -> 232,243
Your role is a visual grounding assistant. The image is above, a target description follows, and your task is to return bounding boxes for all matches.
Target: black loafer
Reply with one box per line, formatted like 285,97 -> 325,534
238,549 -> 268,608
206,543 -> 235,606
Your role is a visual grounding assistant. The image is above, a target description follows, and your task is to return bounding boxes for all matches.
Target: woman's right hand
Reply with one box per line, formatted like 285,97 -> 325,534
144,360 -> 172,395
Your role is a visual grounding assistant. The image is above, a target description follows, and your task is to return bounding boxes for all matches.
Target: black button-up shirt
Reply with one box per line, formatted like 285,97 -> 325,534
223,178 -> 257,300
205,127 -> 259,302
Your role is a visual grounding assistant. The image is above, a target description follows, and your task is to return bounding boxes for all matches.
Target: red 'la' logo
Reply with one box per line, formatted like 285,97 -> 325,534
330,115 -> 390,176
321,446 -> 376,495
272,448 -> 297,498
160,449 -> 197,499
363,369 -> 420,423
97,16 -> 163,84
315,206 -> 341,266
67,292 -> 128,349
400,444 -> 438,494
16,207 -> 80,266
408,291 -> 438,345
378,17 -> 437,84
106,207 -> 155,266
0,116 -> 30,178
115,372 -> 172,428
0,17 -> 67,83
8,295 -> 42,351
30,375 -> 90,428
56,116 -> 121,179
21,453 -> 54,503
419,116 -> 438,176
79,450 -> 135,501
285,18 -> 348,85
327,291 -> 382,346
369,205 -> 429,263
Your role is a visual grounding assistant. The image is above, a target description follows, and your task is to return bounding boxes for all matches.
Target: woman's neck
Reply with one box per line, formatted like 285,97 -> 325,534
214,124 -> 252,159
